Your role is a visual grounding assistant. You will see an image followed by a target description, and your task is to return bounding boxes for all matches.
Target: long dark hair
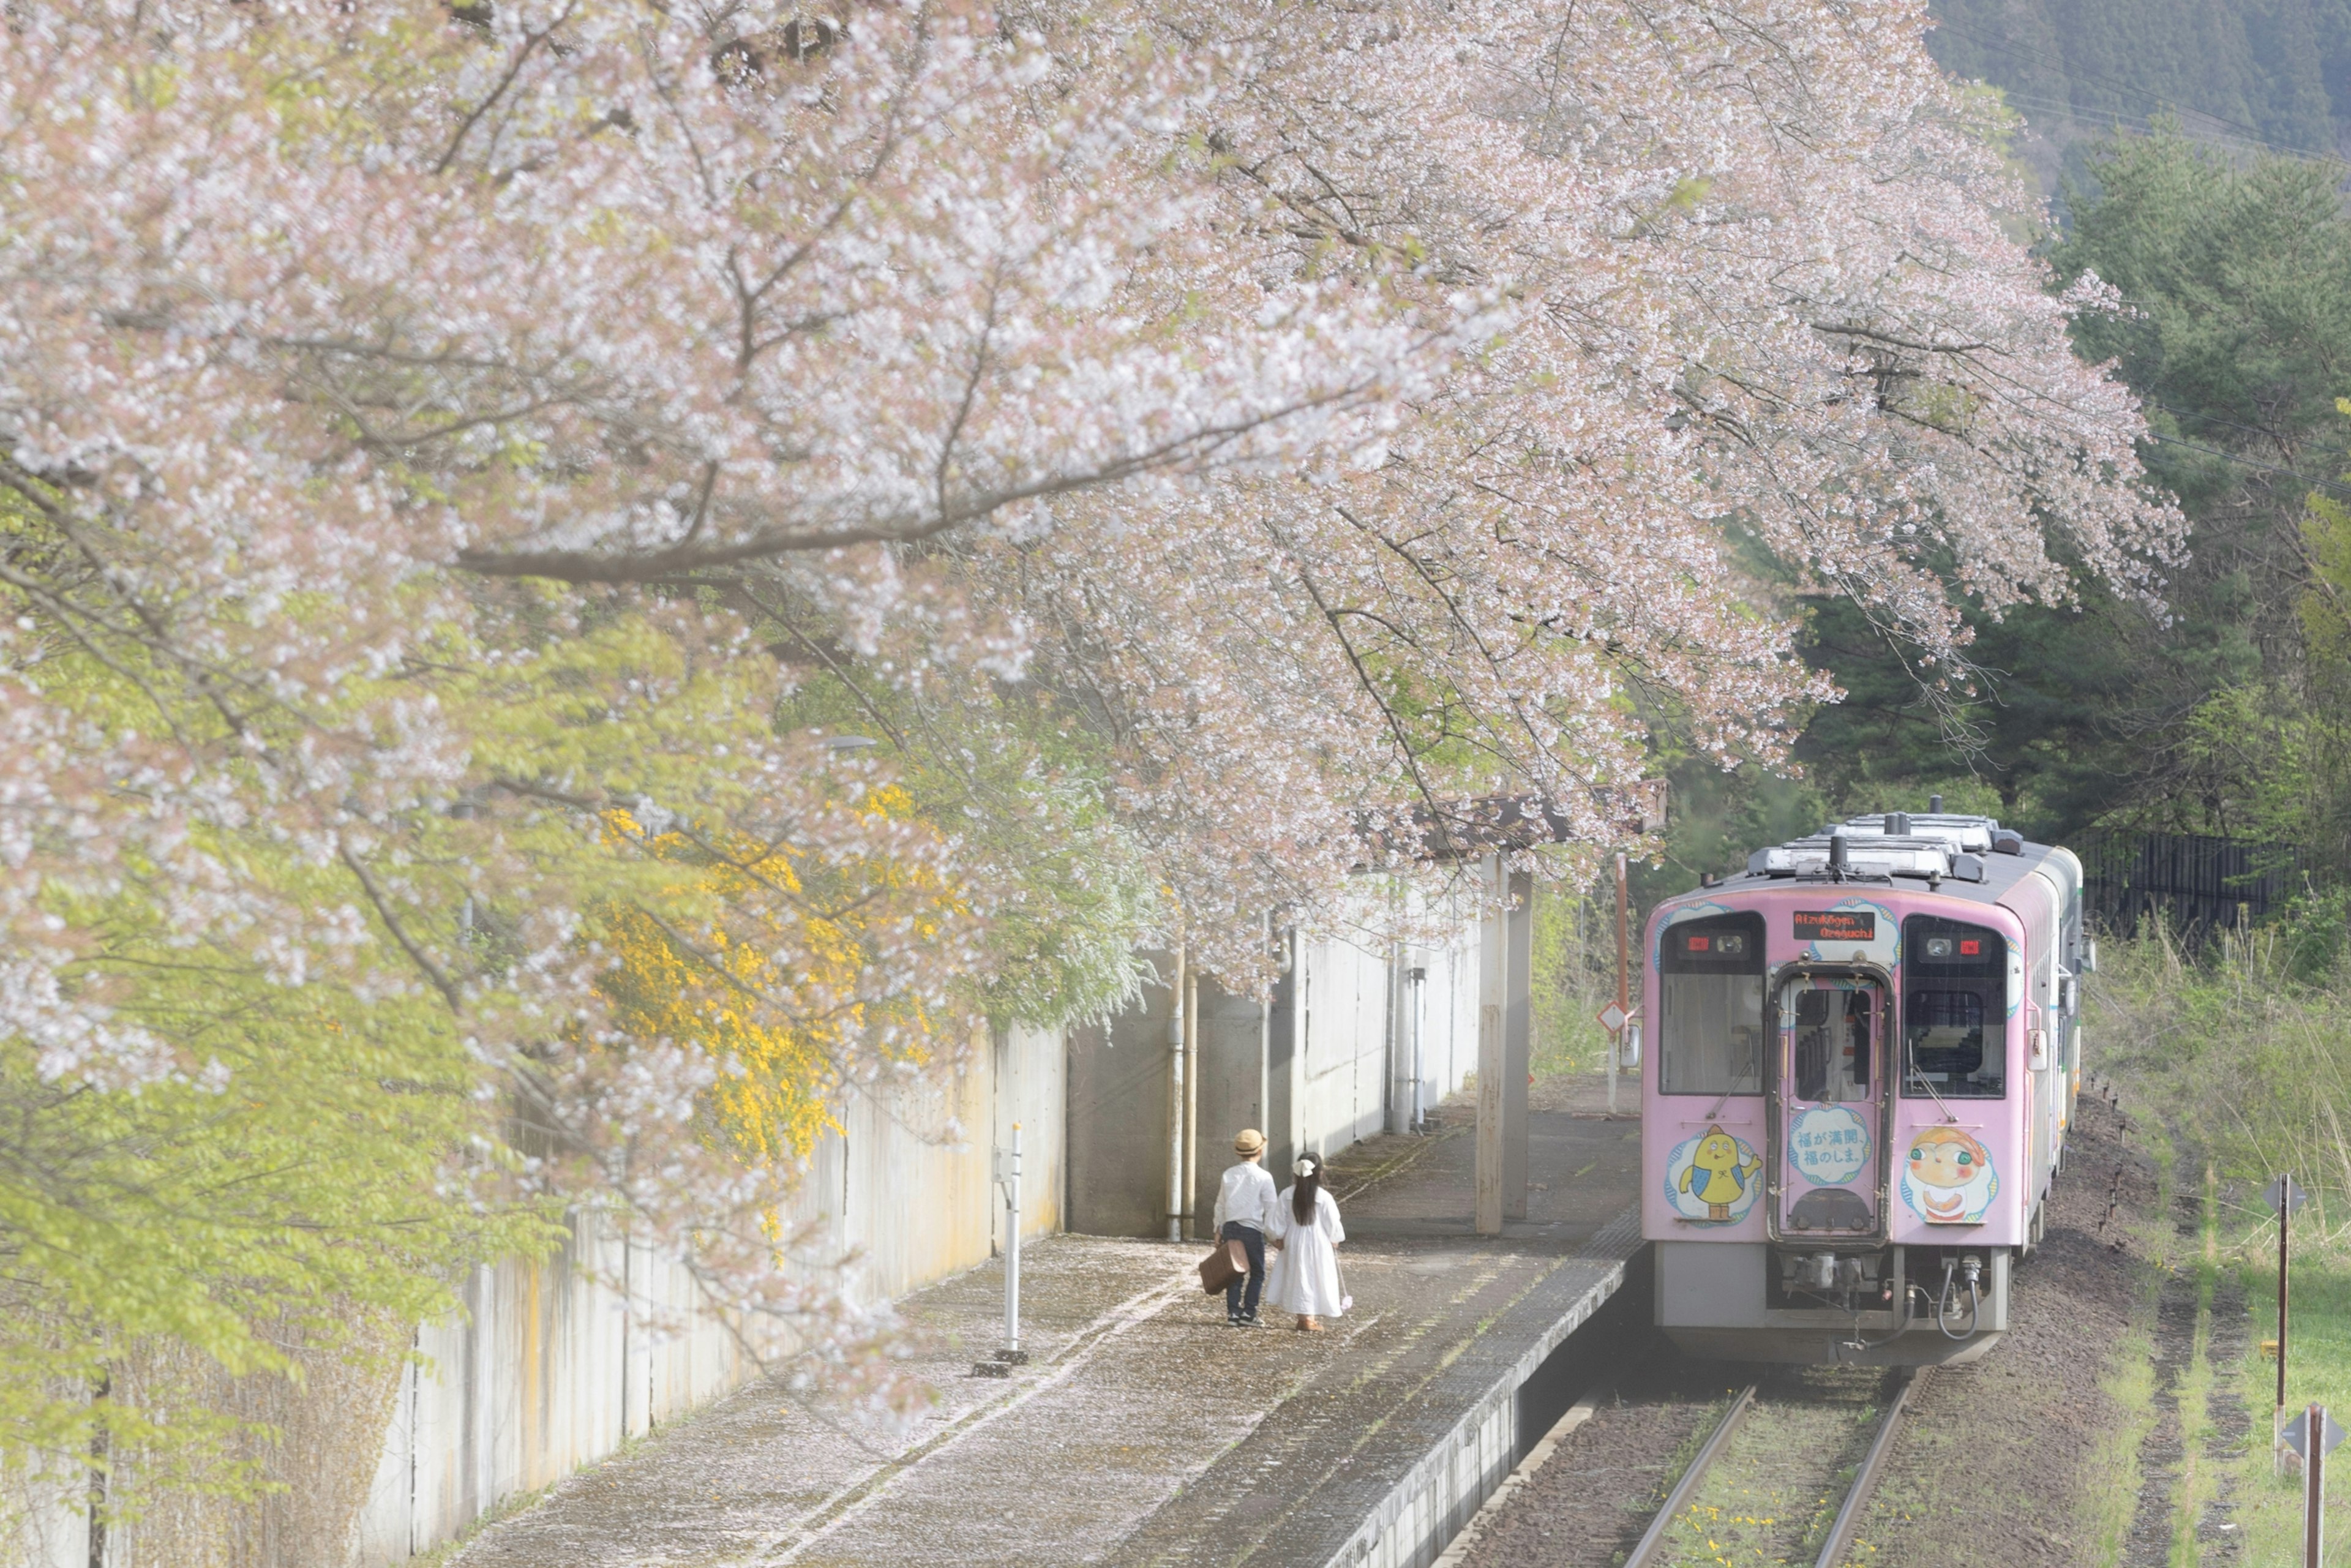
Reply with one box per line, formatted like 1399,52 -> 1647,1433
1292,1155 -> 1322,1225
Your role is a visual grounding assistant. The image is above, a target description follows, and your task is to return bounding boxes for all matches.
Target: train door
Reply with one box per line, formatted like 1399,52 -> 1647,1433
1772,977 -> 1888,1240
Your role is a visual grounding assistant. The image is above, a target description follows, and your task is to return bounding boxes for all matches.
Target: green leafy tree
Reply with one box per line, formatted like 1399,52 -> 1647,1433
1800,128 -> 2351,860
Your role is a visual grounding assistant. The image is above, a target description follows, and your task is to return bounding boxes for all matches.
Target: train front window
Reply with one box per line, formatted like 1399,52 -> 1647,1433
1792,988 -> 1872,1103
1660,913 -> 1766,1095
1901,916 -> 2007,1100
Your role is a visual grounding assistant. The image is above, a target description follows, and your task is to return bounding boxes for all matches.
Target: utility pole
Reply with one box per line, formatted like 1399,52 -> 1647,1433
1611,852 -> 1631,1116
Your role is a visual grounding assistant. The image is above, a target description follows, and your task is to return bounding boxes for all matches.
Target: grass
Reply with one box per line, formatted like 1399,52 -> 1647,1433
2086,916 -> 2351,1562
1531,879 -> 1620,1079
2167,1180 -> 2225,1568
1627,1387 -> 1738,1565
2083,1192 -> 2167,1568
1657,1398 -> 1862,1566
2225,1250 -> 2351,1562
2087,1324 -> 2158,1566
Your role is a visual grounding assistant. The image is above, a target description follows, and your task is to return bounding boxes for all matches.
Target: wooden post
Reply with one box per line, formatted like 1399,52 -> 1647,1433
1475,852 -> 1507,1236
2307,1403 -> 2327,1568
85,1370 -> 107,1568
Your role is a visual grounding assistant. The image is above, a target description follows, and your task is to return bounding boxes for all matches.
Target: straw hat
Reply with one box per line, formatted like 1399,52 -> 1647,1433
1232,1128 -> 1266,1156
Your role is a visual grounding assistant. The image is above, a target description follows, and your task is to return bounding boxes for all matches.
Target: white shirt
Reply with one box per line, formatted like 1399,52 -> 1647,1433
1212,1160 -> 1279,1232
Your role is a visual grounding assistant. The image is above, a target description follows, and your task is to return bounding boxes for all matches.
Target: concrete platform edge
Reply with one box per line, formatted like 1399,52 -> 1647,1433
1314,1209 -> 1646,1568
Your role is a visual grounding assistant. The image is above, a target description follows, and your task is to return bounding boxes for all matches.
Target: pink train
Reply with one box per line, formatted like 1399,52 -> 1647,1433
1640,808 -> 2088,1365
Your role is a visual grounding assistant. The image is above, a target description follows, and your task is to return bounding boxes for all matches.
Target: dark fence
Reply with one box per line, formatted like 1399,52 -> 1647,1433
2078,830 -> 2309,940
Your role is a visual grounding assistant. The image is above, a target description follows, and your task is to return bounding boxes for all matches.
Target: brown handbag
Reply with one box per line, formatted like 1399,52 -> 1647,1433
1197,1237 -> 1250,1295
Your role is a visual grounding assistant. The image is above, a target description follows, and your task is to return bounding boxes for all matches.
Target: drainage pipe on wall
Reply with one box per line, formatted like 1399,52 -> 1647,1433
1407,962 -> 1428,1133
1168,943 -> 1188,1243
1182,969 -> 1199,1239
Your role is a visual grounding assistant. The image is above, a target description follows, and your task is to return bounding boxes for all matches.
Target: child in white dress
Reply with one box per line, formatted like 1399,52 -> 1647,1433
1264,1153 -> 1348,1331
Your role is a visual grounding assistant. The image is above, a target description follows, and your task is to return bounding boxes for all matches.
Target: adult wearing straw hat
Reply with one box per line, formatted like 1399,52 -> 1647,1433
1212,1129 -> 1278,1327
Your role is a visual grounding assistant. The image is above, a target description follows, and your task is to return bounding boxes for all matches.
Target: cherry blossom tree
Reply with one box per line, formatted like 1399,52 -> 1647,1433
0,0 -> 2179,1498
814,0 -> 2184,971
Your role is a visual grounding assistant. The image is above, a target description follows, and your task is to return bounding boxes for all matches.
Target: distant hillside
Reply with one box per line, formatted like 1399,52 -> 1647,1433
1927,0 -> 2351,175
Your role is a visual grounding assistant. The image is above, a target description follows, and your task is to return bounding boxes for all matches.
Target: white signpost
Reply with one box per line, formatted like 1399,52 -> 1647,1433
973,1123 -> 1027,1378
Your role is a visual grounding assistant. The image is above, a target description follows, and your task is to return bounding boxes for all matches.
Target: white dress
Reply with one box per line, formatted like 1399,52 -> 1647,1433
1264,1185 -> 1348,1317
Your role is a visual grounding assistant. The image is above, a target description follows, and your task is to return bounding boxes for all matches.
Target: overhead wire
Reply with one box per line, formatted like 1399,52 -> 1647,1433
1982,89 -> 2329,170
1913,24 -> 2351,503
2150,402 -> 2311,452
2140,429 -> 2351,503
1929,15 -> 2351,170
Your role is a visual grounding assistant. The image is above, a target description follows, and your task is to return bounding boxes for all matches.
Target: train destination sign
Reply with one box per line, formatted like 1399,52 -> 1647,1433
1794,910 -> 1877,942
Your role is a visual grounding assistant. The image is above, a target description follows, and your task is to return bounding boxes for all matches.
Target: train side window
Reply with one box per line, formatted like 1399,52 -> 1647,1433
1660,913 -> 1766,1095
1901,916 -> 2006,1100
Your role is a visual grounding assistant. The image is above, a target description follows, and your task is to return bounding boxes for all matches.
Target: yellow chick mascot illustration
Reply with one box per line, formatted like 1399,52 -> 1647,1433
1680,1125 -> 1761,1221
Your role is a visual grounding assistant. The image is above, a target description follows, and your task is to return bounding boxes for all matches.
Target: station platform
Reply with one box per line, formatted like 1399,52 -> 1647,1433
449,1076 -> 1645,1568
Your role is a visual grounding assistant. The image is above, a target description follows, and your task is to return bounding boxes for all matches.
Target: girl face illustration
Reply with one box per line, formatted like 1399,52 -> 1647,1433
1907,1132 -> 1989,1190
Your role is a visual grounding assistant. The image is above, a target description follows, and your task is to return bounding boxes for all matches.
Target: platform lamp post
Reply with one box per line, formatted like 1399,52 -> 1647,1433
974,1123 -> 1027,1378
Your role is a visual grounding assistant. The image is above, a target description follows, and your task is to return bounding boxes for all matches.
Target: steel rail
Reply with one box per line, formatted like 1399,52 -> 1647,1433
1622,1384 -> 1757,1568
1813,1368 -> 1921,1568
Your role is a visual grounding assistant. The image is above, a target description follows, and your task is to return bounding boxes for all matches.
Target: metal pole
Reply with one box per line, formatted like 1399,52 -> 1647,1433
1612,852 -> 1630,1116
2282,1188 -> 2293,1465
1006,1122 -> 1023,1358
1167,945 -> 1187,1243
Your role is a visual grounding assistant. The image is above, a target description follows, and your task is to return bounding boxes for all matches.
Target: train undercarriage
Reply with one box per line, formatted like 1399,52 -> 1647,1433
1655,1237 -> 2022,1366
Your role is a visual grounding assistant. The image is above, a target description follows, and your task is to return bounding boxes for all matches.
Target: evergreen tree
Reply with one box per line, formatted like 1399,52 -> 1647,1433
1799,127 -> 2351,867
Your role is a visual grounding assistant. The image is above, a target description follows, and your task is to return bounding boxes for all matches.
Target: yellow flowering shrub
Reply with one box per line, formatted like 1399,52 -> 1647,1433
595,788 -> 962,1166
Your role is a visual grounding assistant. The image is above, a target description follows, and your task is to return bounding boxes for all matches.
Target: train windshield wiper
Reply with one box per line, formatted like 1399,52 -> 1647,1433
1906,1053 -> 1959,1124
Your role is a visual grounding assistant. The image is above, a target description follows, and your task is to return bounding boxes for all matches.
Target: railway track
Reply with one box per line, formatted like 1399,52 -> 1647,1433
1620,1368 -> 1919,1568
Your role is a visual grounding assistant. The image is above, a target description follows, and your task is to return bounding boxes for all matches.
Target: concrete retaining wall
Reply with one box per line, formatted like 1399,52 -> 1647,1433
1068,897 -> 1489,1239
1318,1212 -> 1648,1568
1391,920 -> 1482,1135
349,1018 -> 1067,1562
9,1021 -> 1065,1568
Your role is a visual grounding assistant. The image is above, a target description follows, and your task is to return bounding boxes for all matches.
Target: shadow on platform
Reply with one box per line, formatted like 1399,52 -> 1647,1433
449,1073 -> 1648,1568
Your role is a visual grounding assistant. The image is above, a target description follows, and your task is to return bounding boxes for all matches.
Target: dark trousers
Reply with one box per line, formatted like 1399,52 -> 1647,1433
1220,1221 -> 1266,1318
